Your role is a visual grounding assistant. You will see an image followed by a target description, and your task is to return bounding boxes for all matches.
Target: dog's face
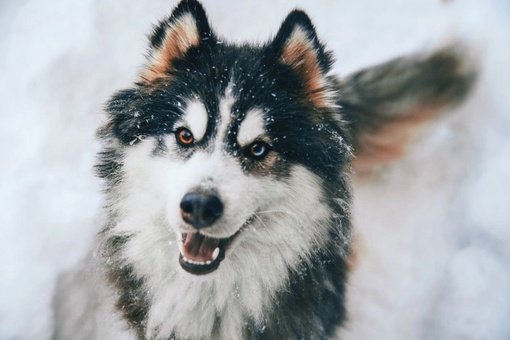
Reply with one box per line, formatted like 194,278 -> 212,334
100,1 -> 351,277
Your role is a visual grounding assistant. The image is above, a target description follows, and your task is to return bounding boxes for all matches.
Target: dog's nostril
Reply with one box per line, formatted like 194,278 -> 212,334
202,195 -> 223,220
180,192 -> 223,229
180,199 -> 195,215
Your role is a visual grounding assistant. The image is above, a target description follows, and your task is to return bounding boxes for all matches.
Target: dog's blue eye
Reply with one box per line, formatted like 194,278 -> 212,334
247,141 -> 270,159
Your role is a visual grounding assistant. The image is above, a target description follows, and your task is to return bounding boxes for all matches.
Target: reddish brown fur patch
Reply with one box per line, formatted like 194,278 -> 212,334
281,28 -> 328,107
346,232 -> 364,272
353,104 -> 443,174
141,15 -> 200,83
243,135 -> 282,177
249,152 -> 280,177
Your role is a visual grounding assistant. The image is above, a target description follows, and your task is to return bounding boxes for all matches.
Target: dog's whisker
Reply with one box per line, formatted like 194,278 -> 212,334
254,209 -> 298,218
252,214 -> 269,230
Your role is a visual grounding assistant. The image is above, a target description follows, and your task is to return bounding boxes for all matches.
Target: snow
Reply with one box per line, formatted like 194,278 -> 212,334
1,0 -> 509,339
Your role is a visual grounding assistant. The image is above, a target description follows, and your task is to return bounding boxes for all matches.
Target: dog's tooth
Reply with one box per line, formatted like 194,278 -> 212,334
182,254 -> 214,266
212,248 -> 220,261
183,256 -> 210,266
178,242 -> 184,255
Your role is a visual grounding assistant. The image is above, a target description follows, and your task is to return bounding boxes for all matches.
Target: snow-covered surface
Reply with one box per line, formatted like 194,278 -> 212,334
1,0 -> 509,338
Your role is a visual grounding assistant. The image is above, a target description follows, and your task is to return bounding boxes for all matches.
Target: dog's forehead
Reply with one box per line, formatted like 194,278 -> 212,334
178,86 -> 268,147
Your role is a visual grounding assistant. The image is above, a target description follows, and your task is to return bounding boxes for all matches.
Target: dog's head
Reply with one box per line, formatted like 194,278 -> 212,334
98,0 -> 352,277
97,0 -> 475,279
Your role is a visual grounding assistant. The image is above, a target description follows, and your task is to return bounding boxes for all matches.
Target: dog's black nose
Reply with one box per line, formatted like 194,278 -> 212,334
180,192 -> 223,229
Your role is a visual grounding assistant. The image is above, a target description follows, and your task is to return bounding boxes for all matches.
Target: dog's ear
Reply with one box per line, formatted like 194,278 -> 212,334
338,46 -> 477,174
141,0 -> 213,83
269,10 -> 334,107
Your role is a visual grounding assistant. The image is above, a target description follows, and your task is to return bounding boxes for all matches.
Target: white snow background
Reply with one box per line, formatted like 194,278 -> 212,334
1,0 -> 509,339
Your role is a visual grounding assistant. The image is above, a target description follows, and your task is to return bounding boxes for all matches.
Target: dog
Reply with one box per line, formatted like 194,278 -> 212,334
52,0 -> 475,339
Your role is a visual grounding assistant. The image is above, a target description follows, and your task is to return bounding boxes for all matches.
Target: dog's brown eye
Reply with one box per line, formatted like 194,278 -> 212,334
176,128 -> 194,146
246,141 -> 271,159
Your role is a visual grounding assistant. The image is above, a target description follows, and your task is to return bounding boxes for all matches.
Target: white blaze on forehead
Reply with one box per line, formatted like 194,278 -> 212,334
237,109 -> 266,146
178,100 -> 208,141
214,84 -> 236,149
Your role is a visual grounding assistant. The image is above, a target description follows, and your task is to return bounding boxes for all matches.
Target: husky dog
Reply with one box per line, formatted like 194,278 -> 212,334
53,1 -> 475,339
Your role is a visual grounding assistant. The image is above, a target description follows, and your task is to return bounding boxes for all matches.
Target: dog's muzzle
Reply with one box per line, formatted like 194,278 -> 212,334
176,190 -> 256,275
180,191 -> 224,229
178,190 -> 228,275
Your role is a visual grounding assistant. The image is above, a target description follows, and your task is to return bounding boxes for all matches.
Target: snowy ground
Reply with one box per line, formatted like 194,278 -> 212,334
1,0 -> 509,339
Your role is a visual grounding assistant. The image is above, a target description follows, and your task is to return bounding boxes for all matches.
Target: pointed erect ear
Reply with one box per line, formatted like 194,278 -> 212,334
270,10 -> 334,107
141,0 -> 214,83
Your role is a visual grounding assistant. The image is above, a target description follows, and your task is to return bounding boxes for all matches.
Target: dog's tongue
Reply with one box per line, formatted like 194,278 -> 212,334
183,233 -> 220,262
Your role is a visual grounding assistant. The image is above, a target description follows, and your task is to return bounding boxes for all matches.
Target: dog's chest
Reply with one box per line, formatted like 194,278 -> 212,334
143,270 -> 274,339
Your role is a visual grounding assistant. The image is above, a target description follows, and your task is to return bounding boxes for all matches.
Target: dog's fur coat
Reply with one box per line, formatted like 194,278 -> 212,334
52,1 -> 475,339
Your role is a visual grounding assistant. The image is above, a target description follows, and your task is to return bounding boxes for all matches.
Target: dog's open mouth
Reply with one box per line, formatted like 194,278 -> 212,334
178,216 -> 256,275
178,233 -> 230,275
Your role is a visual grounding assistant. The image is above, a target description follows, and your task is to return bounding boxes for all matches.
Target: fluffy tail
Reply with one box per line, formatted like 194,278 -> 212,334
337,44 -> 477,173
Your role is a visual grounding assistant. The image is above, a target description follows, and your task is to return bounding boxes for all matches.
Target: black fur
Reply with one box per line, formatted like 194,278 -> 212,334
103,34 -> 350,180
103,236 -> 149,338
